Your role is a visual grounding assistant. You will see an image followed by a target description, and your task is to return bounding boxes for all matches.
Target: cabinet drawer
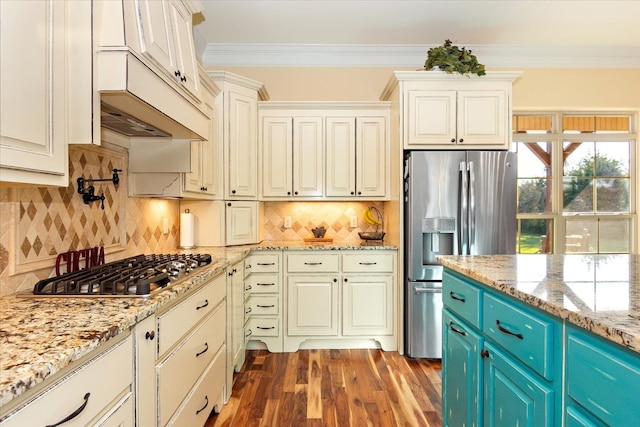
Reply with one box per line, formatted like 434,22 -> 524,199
245,273 -> 280,294
247,295 -> 279,315
168,349 -> 225,427
287,253 -> 339,273
246,317 -> 279,337
442,271 -> 482,328
342,252 -> 394,273
246,253 -> 280,273
566,329 -> 640,427
157,273 -> 225,356
157,305 -> 225,426
1,336 -> 133,427
483,293 -> 555,380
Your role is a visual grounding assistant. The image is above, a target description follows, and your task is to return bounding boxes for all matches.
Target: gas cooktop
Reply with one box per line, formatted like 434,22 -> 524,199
26,253 -> 213,297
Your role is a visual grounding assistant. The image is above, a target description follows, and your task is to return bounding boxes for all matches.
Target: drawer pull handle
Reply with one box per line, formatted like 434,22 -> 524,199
257,282 -> 275,286
246,329 -> 253,337
196,395 -> 209,415
245,264 -> 252,269
196,342 -> 209,357
246,307 -> 252,314
257,262 -> 276,266
449,321 -> 466,336
196,300 -> 209,310
304,262 -> 322,265
257,326 -> 275,330
45,392 -> 90,427
257,304 -> 275,308
145,331 -> 155,340
359,262 -> 377,265
449,291 -> 466,303
496,320 -> 523,340
245,285 -> 252,291
480,349 -> 490,358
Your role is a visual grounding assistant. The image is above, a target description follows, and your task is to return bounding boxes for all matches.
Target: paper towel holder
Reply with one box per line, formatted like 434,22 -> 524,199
179,208 -> 196,249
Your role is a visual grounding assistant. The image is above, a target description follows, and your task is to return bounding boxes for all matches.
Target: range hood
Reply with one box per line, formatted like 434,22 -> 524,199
97,49 -> 209,141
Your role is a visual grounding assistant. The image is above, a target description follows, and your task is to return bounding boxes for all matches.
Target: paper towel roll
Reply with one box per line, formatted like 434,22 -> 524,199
179,210 -> 195,248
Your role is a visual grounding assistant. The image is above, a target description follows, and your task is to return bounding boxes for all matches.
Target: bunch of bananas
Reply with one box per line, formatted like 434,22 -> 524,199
362,207 -> 382,226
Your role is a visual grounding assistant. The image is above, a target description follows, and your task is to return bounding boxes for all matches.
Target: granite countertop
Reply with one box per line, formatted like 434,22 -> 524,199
0,241 -> 396,410
438,254 -> 640,354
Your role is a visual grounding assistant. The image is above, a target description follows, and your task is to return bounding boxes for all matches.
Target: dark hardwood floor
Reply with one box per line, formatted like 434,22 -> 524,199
206,349 -> 442,427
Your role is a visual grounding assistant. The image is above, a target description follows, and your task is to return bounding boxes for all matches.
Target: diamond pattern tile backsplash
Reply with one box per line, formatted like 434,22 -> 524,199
0,143 -> 180,296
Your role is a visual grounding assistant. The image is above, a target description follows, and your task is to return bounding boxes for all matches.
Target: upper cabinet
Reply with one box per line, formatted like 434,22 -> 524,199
0,0 -> 69,186
259,102 -> 390,200
381,71 -> 522,150
210,71 -> 269,200
136,0 -> 201,100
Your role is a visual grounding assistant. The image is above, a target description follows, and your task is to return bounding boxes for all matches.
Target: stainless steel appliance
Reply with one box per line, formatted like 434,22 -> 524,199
28,253 -> 213,297
404,150 -> 516,358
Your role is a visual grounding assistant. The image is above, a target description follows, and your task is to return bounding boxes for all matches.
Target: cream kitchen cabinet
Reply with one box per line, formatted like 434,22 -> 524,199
226,201 -> 262,246
261,116 -> 324,198
210,71 -> 269,200
226,260 -> 246,402
244,252 -> 284,352
0,335 -> 134,427
183,69 -> 222,199
259,102 -> 390,200
133,272 -> 226,426
380,71 -> 521,150
135,0 -> 201,100
284,250 -> 396,352
325,115 -> 388,198
0,0 -> 68,186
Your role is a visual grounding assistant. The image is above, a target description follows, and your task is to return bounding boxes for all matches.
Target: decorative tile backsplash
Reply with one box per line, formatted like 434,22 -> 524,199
0,144 -> 180,296
262,201 -> 385,241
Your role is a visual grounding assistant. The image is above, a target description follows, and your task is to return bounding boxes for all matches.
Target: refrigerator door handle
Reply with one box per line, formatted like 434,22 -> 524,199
414,287 -> 443,294
459,161 -> 468,255
468,160 -> 476,254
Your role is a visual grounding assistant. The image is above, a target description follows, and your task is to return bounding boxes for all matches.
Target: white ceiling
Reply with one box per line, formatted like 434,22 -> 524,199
194,0 -> 640,68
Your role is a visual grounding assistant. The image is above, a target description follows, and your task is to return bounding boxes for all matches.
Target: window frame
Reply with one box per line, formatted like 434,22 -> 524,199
513,111 -> 637,254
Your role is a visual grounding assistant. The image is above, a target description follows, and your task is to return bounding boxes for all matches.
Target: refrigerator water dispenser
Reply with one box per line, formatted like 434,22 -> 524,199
421,217 -> 455,265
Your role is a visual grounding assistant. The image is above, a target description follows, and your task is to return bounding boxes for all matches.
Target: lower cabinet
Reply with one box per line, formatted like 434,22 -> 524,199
284,250 -> 396,352
1,335 -> 134,427
134,271 -> 226,426
225,260 -> 246,402
442,269 -> 561,427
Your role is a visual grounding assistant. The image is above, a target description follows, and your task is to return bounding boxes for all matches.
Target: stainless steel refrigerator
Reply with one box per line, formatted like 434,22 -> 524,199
404,150 -> 516,358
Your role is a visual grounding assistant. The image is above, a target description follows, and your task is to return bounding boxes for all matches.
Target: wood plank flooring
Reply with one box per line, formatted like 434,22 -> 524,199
205,349 -> 442,427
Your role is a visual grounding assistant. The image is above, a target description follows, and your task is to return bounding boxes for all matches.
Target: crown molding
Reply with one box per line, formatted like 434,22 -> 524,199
201,43 -> 640,68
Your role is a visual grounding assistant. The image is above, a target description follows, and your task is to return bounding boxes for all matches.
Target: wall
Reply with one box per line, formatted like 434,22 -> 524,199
0,143 -> 180,296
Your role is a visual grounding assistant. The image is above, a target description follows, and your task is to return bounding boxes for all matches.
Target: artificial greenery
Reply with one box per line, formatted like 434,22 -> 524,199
424,39 -> 486,76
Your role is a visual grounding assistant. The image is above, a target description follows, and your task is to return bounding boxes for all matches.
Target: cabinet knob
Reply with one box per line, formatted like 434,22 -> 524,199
459,138 -> 464,143
145,331 -> 155,340
333,278 -> 337,282
231,189 -> 236,194
203,187 -> 207,191
227,202 -> 232,207
180,75 -> 187,83
480,349 -> 490,358
450,138 -> 456,143
344,278 -> 348,282
357,191 -> 361,195
294,191 -> 298,195
287,191 -> 291,195
174,70 -> 181,77
350,191 -> 355,195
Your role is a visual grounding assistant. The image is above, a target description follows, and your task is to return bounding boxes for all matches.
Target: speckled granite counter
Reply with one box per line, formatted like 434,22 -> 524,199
0,241 -> 396,409
438,254 -> 640,353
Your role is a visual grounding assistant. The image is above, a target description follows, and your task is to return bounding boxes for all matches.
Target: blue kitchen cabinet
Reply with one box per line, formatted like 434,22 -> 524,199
565,324 -> 640,427
443,269 -> 561,427
442,308 -> 483,427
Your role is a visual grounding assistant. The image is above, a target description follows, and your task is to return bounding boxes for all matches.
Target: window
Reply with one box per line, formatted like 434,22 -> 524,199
513,113 -> 636,254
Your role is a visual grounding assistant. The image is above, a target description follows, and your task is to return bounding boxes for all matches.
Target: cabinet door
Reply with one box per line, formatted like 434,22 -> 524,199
135,0 -> 175,74
325,117 -> 356,197
342,275 -> 392,335
356,116 -> 386,197
227,90 -> 258,198
167,0 -> 200,99
133,315 -> 157,427
483,342 -> 554,427
457,90 -> 507,146
262,117 -> 293,197
226,201 -> 257,245
442,309 -> 483,427
0,0 -> 68,185
406,90 -> 457,146
293,117 -> 324,197
287,275 -> 338,336
227,263 -> 245,373
184,140 -> 203,192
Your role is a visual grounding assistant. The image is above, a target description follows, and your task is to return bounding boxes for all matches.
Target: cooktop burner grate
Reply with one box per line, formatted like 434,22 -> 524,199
31,253 -> 213,297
